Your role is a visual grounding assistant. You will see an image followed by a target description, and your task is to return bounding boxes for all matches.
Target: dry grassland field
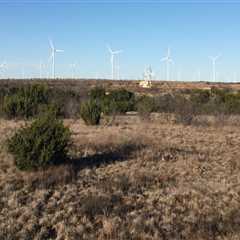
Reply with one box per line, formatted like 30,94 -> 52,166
3,0 -> 240,239
1,80 -> 240,240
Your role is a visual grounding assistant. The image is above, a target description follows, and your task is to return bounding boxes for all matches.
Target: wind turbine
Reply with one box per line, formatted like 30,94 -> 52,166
116,63 -> 121,80
0,61 -> 7,78
161,47 -> 173,81
198,70 -> 201,82
233,72 -> 237,82
69,63 -> 78,79
39,60 -> 44,79
49,39 -> 64,79
209,54 -> 221,82
21,66 -> 25,79
107,45 -> 122,80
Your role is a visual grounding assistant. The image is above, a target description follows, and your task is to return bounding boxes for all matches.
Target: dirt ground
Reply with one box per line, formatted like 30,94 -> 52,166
1,115 -> 240,239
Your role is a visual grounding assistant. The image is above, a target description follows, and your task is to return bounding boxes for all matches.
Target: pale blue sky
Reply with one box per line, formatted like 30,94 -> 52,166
0,1 -> 240,81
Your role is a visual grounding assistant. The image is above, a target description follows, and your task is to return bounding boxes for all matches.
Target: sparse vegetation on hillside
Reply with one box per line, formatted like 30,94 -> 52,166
1,82 -> 240,123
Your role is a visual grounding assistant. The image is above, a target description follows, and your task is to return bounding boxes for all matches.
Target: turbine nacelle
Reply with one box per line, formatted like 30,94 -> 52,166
49,39 -> 64,57
107,45 -> 123,55
209,54 -> 221,63
209,53 -> 221,82
161,47 -> 174,64
161,57 -> 173,63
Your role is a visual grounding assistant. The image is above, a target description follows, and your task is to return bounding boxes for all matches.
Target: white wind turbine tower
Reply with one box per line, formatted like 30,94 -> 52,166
0,61 -> 7,78
209,54 -> 221,82
69,63 -> 78,79
39,60 -> 44,79
161,47 -> 173,81
49,39 -> 64,79
233,72 -> 237,82
198,70 -> 201,82
116,61 -> 121,80
107,45 -> 122,80
21,66 -> 25,79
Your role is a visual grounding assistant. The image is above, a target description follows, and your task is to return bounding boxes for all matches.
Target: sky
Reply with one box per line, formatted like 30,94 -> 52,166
0,0 -> 240,81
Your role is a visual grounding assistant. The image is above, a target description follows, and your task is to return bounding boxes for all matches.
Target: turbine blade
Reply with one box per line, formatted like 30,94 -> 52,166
107,45 -> 113,54
49,38 -> 54,50
216,54 -> 221,60
56,49 -> 64,53
114,50 -> 123,54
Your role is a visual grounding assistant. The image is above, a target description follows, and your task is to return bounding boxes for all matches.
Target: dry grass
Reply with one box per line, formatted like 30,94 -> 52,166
1,115 -> 240,239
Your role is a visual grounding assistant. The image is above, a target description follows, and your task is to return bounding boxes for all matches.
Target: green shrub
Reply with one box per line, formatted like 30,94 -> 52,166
47,88 -> 82,118
187,90 -> 211,114
7,112 -> 71,171
154,94 -> 179,113
37,103 -> 61,118
80,100 -> 101,125
90,86 -> 106,101
101,96 -> 118,115
3,84 -> 49,119
102,89 -> 135,115
190,90 -> 211,105
3,94 -> 25,118
222,93 -> 240,114
174,97 -> 195,125
137,95 -> 155,119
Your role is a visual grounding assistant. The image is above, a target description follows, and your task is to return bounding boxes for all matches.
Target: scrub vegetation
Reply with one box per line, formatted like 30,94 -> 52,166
1,80 -> 240,239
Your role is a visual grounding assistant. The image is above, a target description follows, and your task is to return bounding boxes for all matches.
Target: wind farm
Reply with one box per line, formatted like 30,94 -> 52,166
0,38 -> 237,88
1,2 -> 240,240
